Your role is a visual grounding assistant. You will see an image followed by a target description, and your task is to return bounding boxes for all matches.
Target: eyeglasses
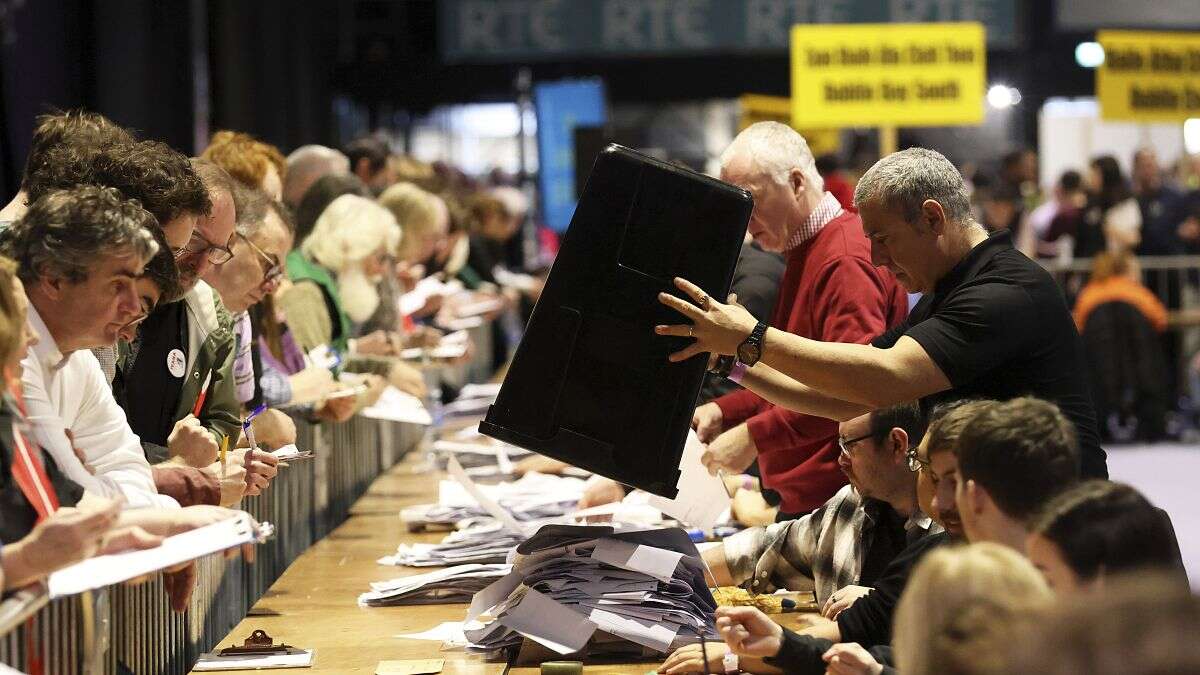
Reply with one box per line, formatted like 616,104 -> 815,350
837,432 -> 873,457
237,232 -> 284,288
180,230 -> 234,265
906,446 -> 930,473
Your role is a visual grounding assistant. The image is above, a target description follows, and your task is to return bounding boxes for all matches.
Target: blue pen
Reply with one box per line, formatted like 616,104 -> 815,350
242,404 -> 267,487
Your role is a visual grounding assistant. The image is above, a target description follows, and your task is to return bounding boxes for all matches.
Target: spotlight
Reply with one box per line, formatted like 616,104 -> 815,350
987,84 -> 1021,109
1075,42 -> 1105,68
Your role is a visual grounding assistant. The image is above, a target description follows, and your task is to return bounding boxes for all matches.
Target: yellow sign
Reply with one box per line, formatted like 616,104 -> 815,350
790,22 -> 986,128
738,95 -> 841,156
1097,30 -> 1200,123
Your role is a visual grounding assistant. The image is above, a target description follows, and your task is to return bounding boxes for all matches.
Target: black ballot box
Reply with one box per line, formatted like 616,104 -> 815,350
479,144 -> 752,498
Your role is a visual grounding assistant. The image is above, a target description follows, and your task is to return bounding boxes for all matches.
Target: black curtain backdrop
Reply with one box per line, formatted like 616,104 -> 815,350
0,0 -> 1092,200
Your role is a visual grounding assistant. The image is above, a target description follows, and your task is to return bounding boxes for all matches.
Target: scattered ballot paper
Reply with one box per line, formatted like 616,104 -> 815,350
645,430 -> 731,531
381,521 -> 524,567
361,386 -> 433,425
358,563 -> 512,606
193,648 -> 314,670
48,513 -> 271,598
446,456 -> 526,534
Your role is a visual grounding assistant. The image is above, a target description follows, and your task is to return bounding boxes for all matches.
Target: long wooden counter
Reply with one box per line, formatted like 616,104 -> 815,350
196,454 -> 817,675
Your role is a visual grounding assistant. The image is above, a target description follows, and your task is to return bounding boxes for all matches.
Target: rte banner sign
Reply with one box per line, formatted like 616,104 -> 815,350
790,22 -> 986,128
1097,30 -> 1200,123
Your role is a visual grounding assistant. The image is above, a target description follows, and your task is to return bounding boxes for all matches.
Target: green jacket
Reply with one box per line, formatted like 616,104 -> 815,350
286,249 -> 352,354
119,281 -> 242,463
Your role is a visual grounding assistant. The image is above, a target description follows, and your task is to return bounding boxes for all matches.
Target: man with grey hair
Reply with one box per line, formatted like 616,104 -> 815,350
11,186 -> 179,508
659,147 -> 1107,482
683,122 -> 908,518
283,144 -> 350,208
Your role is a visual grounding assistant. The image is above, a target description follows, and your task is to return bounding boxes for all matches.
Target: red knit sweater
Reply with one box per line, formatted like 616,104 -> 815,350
714,211 -> 908,514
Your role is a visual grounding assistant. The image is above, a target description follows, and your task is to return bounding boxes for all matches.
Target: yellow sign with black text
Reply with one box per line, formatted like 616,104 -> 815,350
1097,30 -> 1200,123
789,22 -> 986,128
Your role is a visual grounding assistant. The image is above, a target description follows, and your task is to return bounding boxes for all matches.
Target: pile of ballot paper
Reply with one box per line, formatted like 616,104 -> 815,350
357,563 -> 512,607
380,521 -> 525,566
402,471 -> 586,530
461,525 -> 717,659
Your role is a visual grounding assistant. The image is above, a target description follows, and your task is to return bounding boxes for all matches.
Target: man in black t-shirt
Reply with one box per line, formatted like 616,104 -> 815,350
658,147 -> 1107,480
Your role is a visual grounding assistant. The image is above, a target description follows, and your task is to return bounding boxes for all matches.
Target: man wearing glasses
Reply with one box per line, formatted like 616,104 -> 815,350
693,403 -> 939,607
116,159 -> 242,467
201,188 -> 287,406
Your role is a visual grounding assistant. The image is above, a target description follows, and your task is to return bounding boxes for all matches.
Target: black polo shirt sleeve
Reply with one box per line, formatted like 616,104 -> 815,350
901,282 -> 1039,387
870,322 -> 908,350
836,532 -> 950,646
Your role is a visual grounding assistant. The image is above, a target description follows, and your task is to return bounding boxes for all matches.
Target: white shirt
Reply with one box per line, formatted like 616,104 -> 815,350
21,303 -> 178,508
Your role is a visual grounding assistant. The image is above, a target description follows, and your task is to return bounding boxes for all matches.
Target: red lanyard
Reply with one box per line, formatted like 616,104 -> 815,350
7,383 -> 59,521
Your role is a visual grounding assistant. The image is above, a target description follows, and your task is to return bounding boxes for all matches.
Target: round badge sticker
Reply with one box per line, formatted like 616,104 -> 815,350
167,349 -> 187,378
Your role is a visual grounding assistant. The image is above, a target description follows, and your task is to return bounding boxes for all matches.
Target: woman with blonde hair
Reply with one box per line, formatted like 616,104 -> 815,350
279,194 -> 425,397
887,542 -> 1052,675
379,182 -> 448,267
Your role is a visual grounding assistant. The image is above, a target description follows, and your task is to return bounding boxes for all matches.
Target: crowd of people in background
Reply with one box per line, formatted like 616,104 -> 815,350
966,147 -> 1200,442
0,109 -> 549,608
0,109 -> 1196,675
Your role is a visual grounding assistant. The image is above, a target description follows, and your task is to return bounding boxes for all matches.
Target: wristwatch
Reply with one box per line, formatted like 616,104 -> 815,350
736,321 -> 768,366
710,355 -> 736,378
723,651 -> 740,674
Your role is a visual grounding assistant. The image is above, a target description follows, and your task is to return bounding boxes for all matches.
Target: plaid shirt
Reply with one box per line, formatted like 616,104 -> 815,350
722,485 -> 940,603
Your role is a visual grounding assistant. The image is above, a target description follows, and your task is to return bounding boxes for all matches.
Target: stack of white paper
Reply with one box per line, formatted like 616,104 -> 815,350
381,521 -> 526,567
358,563 -> 512,607
463,525 -> 717,658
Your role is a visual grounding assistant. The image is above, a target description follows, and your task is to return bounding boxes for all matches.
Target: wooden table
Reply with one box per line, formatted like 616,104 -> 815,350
196,456 -> 818,675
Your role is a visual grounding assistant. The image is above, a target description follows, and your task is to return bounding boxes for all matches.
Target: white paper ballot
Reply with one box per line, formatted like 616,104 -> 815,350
271,444 -> 312,461
646,430 -> 731,531
47,513 -> 270,598
445,456 -> 526,534
590,538 -> 684,584
498,588 -> 596,655
361,387 -> 433,425
399,277 -> 464,316
466,570 -> 523,622
193,648 -> 314,670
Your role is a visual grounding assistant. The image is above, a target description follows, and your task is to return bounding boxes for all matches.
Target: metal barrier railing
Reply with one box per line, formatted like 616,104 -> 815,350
0,320 -> 493,674
1040,254 -> 1200,307
0,414 -> 425,675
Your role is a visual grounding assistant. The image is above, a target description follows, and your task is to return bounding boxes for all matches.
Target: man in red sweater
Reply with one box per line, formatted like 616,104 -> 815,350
693,122 -> 908,517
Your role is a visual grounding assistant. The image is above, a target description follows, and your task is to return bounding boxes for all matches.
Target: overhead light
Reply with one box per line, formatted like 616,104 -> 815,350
987,84 -> 1021,109
1075,41 -> 1105,68
1186,119 -> 1200,155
